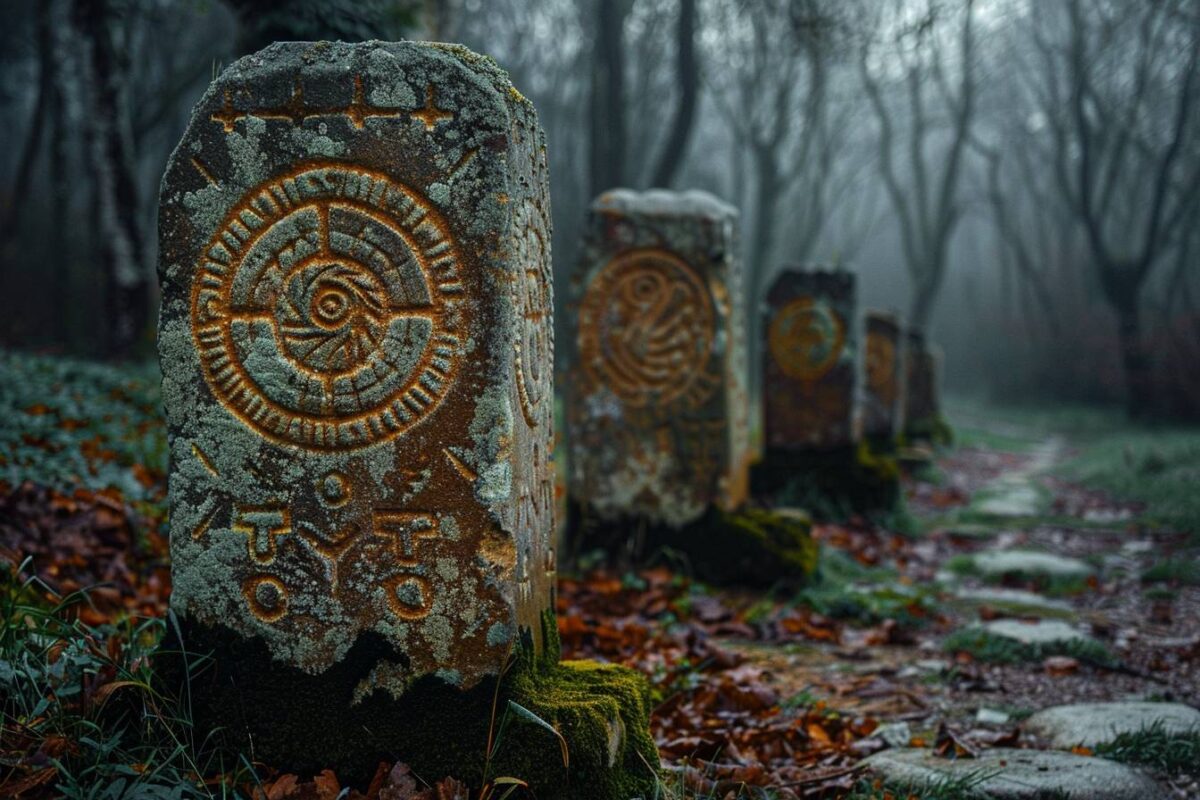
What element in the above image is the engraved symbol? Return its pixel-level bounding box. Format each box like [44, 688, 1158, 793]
[578, 248, 715, 408]
[190, 157, 219, 187]
[191, 443, 219, 477]
[444, 447, 477, 482]
[410, 85, 453, 131]
[512, 199, 552, 426]
[768, 296, 845, 382]
[191, 504, 219, 541]
[191, 164, 463, 451]
[866, 330, 898, 405]
[243, 574, 288, 622]
[211, 77, 413, 133]
[317, 470, 352, 508]
[232, 505, 292, 565]
[299, 522, 359, 591]
[384, 574, 433, 620]
[373, 510, 437, 567]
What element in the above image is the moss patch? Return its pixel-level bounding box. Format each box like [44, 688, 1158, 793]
[903, 414, 955, 448]
[941, 626, 1118, 668]
[571, 502, 818, 588]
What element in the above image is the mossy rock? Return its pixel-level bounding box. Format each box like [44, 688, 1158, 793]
[570, 503, 818, 588]
[155, 611, 659, 799]
[751, 442, 902, 517]
[903, 414, 954, 448]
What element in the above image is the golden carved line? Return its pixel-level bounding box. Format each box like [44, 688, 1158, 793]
[443, 448, 477, 482]
[191, 443, 220, 477]
[299, 523, 359, 591]
[384, 573, 433, 620]
[243, 574, 288, 623]
[190, 157, 219, 187]
[372, 510, 438, 567]
[231, 504, 292, 565]
[191, 505, 219, 541]
[445, 147, 480, 184]
[189, 163, 465, 451]
[211, 78, 455, 135]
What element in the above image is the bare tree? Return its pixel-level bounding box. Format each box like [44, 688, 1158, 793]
[588, 0, 632, 197]
[649, 0, 699, 187]
[858, 0, 978, 332]
[1026, 0, 1200, 416]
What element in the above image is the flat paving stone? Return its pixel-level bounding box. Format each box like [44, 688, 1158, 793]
[976, 482, 1044, 517]
[863, 747, 1169, 799]
[971, 549, 1093, 579]
[981, 618, 1092, 646]
[1024, 702, 1200, 749]
[952, 587, 1075, 618]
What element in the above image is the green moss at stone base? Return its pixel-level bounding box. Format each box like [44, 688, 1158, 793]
[751, 443, 902, 519]
[570, 502, 819, 588]
[902, 415, 954, 448]
[154, 611, 659, 799]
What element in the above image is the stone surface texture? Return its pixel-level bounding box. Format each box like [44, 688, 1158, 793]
[864, 747, 1169, 800]
[567, 188, 748, 528]
[762, 268, 857, 451]
[981, 618, 1091, 646]
[158, 41, 555, 692]
[902, 329, 941, 436]
[861, 309, 901, 440]
[1024, 702, 1200, 749]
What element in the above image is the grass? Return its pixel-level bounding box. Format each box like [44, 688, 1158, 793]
[1056, 429, 1200, 536]
[845, 771, 1019, 800]
[0, 564, 260, 799]
[1094, 722, 1200, 777]
[1141, 556, 1200, 586]
[941, 627, 1118, 668]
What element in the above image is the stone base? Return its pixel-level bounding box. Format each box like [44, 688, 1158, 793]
[155, 612, 659, 799]
[750, 440, 901, 517]
[902, 414, 954, 447]
[569, 502, 819, 588]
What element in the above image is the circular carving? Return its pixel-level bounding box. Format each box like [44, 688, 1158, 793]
[512, 199, 553, 426]
[768, 297, 845, 382]
[318, 470, 351, 507]
[191, 164, 462, 451]
[244, 575, 288, 622]
[578, 249, 714, 408]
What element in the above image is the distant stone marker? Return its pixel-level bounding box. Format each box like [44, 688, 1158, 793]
[159, 42, 654, 794]
[762, 268, 856, 451]
[861, 309, 901, 441]
[568, 189, 749, 528]
[902, 328, 946, 442]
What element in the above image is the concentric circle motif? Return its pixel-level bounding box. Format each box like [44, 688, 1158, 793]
[512, 199, 553, 426]
[578, 248, 715, 408]
[191, 164, 462, 451]
[768, 297, 845, 382]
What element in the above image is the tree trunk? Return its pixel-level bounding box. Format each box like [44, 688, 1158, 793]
[73, 0, 149, 358]
[1115, 297, 1153, 418]
[588, 0, 628, 198]
[649, 0, 697, 188]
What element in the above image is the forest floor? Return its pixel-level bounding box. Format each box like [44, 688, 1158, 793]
[1, 349, 1199, 799]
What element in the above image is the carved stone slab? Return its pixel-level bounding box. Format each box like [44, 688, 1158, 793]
[158, 41, 554, 693]
[567, 189, 748, 528]
[763, 268, 856, 451]
[903, 328, 941, 435]
[861, 310, 901, 440]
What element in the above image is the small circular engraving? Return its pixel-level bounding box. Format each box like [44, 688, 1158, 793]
[578, 248, 715, 408]
[191, 164, 463, 451]
[244, 574, 288, 622]
[768, 297, 845, 382]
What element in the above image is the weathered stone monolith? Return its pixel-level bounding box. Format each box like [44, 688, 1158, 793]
[566, 190, 815, 586]
[158, 41, 655, 797]
[753, 269, 899, 513]
[902, 328, 950, 444]
[762, 268, 856, 451]
[861, 310, 902, 442]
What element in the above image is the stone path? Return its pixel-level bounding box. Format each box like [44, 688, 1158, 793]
[726, 427, 1200, 798]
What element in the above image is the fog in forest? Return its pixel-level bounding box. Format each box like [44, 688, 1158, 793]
[2, 0, 1197, 420]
